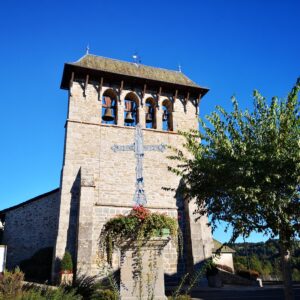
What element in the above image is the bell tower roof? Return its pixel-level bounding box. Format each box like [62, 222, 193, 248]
[61, 54, 209, 99]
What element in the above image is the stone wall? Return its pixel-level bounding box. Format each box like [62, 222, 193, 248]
[219, 269, 256, 286]
[53, 81, 213, 280]
[2, 189, 60, 269]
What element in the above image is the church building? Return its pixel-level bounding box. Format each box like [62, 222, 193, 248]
[0, 54, 213, 283]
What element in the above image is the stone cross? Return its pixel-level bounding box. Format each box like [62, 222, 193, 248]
[111, 123, 166, 206]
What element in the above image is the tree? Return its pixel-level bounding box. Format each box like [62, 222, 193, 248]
[168, 78, 300, 299]
[61, 251, 73, 273]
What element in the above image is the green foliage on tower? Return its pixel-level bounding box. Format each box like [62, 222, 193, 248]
[61, 251, 73, 272]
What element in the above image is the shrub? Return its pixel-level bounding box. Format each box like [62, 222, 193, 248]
[0, 267, 24, 299]
[168, 295, 192, 300]
[216, 264, 233, 273]
[236, 269, 259, 280]
[64, 273, 120, 300]
[64, 274, 98, 300]
[206, 264, 218, 277]
[17, 289, 42, 300]
[92, 289, 118, 300]
[61, 251, 73, 272]
[17, 285, 82, 300]
[20, 247, 53, 282]
[43, 286, 82, 300]
[292, 268, 300, 281]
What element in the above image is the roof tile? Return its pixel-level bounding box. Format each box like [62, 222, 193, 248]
[71, 54, 201, 88]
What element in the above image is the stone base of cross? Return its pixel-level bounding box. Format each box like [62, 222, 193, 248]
[111, 123, 166, 206]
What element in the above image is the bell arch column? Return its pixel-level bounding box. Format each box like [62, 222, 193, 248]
[140, 103, 146, 128]
[156, 109, 163, 131]
[118, 91, 126, 126]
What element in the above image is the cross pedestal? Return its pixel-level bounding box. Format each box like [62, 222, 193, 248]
[112, 123, 169, 299]
[120, 238, 170, 300]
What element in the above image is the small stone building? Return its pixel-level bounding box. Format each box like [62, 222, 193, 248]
[0, 54, 213, 283]
[212, 239, 235, 272]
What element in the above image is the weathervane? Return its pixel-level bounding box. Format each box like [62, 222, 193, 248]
[132, 52, 141, 65]
[111, 124, 166, 206]
[178, 63, 182, 72]
[86, 44, 90, 55]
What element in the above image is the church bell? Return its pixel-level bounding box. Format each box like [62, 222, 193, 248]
[146, 113, 152, 123]
[163, 110, 168, 121]
[102, 108, 114, 121]
[145, 107, 153, 123]
[125, 112, 134, 123]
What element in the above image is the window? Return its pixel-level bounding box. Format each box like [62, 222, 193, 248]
[162, 99, 173, 131]
[101, 89, 118, 125]
[124, 92, 139, 127]
[145, 98, 156, 129]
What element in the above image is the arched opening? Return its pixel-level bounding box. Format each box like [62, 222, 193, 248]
[101, 89, 118, 125]
[145, 98, 156, 129]
[162, 99, 173, 131]
[124, 92, 139, 127]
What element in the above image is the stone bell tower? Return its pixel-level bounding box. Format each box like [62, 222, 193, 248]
[52, 54, 213, 282]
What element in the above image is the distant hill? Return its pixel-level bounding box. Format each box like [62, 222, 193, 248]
[230, 239, 300, 281]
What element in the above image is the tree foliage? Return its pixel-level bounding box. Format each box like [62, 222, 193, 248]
[232, 239, 300, 280]
[168, 78, 300, 299]
[61, 251, 73, 272]
[169, 78, 300, 246]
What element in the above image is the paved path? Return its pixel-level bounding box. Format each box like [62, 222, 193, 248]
[190, 284, 300, 300]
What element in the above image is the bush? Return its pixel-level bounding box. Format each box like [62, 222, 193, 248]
[17, 286, 82, 300]
[92, 289, 118, 300]
[0, 267, 24, 299]
[64, 274, 98, 300]
[167, 295, 192, 300]
[61, 251, 73, 272]
[216, 264, 233, 273]
[17, 289, 42, 300]
[206, 264, 218, 277]
[63, 273, 120, 300]
[236, 269, 259, 280]
[43, 287, 82, 300]
[20, 247, 53, 282]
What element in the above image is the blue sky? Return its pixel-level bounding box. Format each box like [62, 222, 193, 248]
[0, 0, 299, 243]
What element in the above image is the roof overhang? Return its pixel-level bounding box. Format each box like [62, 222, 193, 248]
[60, 63, 209, 100]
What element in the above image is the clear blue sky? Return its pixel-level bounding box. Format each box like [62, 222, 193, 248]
[0, 0, 299, 243]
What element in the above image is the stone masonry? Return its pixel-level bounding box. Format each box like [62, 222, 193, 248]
[1, 189, 60, 269]
[0, 54, 214, 284]
[52, 55, 214, 282]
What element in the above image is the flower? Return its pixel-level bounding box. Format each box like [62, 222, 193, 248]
[131, 205, 150, 220]
[99, 206, 183, 270]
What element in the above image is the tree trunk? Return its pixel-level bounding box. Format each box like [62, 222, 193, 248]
[279, 239, 294, 300]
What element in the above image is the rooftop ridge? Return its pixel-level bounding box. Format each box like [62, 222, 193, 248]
[0, 188, 60, 214]
[75, 53, 183, 75]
